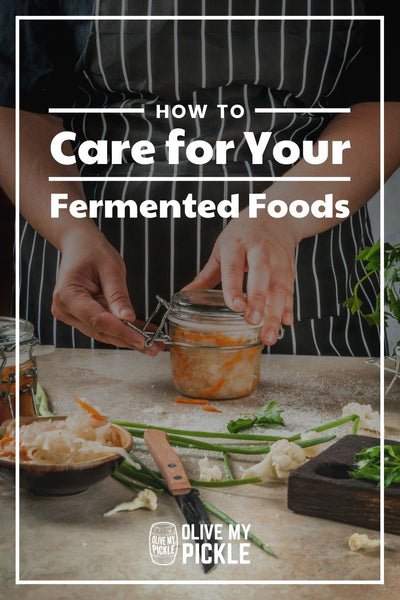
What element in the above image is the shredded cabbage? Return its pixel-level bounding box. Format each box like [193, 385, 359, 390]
[0, 413, 134, 466]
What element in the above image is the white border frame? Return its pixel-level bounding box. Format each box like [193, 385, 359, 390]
[14, 13, 385, 587]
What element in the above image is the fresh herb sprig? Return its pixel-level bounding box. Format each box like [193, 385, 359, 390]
[348, 445, 400, 487]
[227, 401, 285, 434]
[343, 240, 400, 339]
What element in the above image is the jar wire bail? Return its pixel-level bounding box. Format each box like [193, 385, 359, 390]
[123, 295, 282, 350]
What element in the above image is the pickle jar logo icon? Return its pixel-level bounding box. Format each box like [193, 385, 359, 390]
[149, 522, 178, 565]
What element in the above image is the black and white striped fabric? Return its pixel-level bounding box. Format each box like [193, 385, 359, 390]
[19, 0, 381, 355]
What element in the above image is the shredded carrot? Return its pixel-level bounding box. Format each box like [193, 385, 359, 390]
[74, 397, 108, 422]
[0, 436, 15, 446]
[173, 328, 245, 348]
[202, 406, 223, 413]
[174, 397, 209, 405]
[202, 378, 226, 398]
[220, 351, 243, 370]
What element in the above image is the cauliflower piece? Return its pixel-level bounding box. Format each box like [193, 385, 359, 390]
[242, 439, 307, 482]
[300, 430, 332, 458]
[198, 456, 222, 482]
[342, 402, 380, 432]
[104, 488, 158, 517]
[348, 533, 380, 552]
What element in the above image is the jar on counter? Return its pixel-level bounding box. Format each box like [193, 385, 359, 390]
[0, 317, 39, 424]
[167, 290, 264, 399]
[129, 290, 264, 400]
[124, 290, 284, 400]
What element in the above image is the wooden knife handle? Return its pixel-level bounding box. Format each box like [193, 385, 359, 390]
[144, 429, 191, 495]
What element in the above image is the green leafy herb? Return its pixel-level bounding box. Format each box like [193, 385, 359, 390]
[343, 240, 400, 346]
[348, 445, 400, 487]
[227, 401, 285, 434]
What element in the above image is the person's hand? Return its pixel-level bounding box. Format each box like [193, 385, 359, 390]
[52, 228, 161, 355]
[184, 209, 299, 346]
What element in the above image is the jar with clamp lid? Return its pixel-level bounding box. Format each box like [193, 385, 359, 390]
[0, 317, 39, 424]
[125, 290, 276, 400]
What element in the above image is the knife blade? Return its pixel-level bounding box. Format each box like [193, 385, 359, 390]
[144, 428, 217, 573]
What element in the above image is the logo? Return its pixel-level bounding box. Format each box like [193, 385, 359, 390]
[149, 521, 252, 567]
[148, 522, 178, 565]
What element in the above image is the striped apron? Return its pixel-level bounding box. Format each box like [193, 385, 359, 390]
[19, 0, 381, 356]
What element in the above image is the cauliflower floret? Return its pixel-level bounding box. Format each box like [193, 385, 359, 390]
[198, 456, 222, 482]
[342, 402, 380, 432]
[242, 439, 307, 482]
[348, 533, 380, 552]
[104, 488, 158, 517]
[300, 430, 332, 458]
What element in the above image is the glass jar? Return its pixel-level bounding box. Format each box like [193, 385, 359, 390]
[0, 317, 39, 424]
[167, 290, 263, 400]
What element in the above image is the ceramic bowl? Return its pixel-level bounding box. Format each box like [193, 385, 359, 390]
[0, 416, 133, 495]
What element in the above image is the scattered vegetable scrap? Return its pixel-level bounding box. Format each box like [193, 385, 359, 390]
[74, 396, 108, 422]
[104, 488, 158, 517]
[173, 397, 223, 412]
[198, 456, 222, 482]
[227, 401, 285, 433]
[241, 439, 307, 482]
[174, 397, 209, 405]
[341, 402, 380, 432]
[35, 382, 53, 417]
[348, 533, 380, 552]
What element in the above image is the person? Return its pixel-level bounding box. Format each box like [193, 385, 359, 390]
[0, 0, 399, 356]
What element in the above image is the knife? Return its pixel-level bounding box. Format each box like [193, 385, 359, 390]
[144, 428, 217, 573]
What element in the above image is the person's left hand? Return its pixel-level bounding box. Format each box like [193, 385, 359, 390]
[184, 209, 298, 346]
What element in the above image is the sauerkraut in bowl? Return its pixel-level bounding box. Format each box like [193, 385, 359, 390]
[0, 413, 133, 467]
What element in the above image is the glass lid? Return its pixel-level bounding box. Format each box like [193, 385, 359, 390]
[170, 290, 245, 318]
[0, 317, 36, 349]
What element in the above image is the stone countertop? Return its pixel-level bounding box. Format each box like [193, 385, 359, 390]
[1, 349, 399, 600]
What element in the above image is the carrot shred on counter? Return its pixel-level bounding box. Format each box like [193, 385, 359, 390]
[202, 406, 223, 413]
[74, 397, 108, 422]
[174, 397, 209, 405]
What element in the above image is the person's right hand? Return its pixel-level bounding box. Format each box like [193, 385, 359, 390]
[51, 228, 161, 355]
[184, 208, 297, 346]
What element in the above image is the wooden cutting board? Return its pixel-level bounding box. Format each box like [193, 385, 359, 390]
[287, 434, 400, 535]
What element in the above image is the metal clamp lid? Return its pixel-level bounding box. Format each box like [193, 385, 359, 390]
[124, 294, 283, 349]
[123, 296, 172, 348]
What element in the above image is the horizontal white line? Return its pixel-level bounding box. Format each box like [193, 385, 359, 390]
[49, 176, 351, 182]
[49, 108, 145, 114]
[49, 107, 350, 114]
[254, 108, 351, 113]
[17, 15, 383, 21]
[17, 579, 384, 586]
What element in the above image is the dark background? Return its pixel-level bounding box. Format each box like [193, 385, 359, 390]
[0, 187, 13, 315]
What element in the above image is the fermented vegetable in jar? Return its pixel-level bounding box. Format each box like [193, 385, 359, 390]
[167, 290, 263, 400]
[0, 317, 38, 424]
